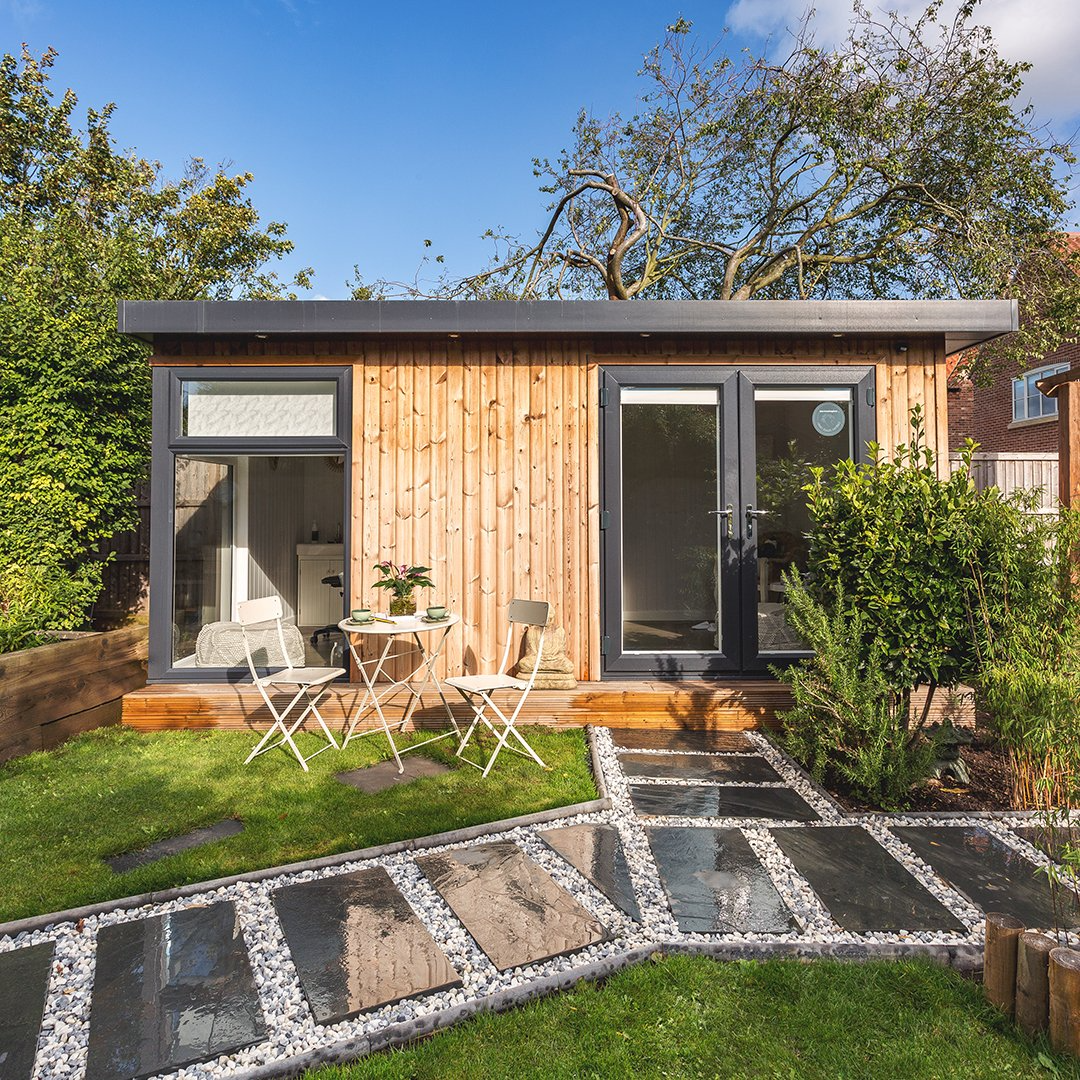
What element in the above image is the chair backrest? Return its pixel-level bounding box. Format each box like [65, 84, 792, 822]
[497, 599, 550, 678]
[236, 596, 291, 681]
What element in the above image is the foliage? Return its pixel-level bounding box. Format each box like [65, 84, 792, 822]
[804, 406, 1052, 697]
[775, 574, 936, 808]
[0, 725, 594, 922]
[312, 956, 1080, 1079]
[0, 47, 309, 646]
[370, 561, 435, 599]
[392, 3, 1079, 370]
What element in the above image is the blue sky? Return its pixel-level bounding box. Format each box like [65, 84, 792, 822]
[2, 0, 1077, 298]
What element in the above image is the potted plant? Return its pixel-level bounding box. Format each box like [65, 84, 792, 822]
[371, 562, 434, 616]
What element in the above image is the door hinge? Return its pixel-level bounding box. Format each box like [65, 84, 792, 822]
[600, 635, 611, 656]
[866, 386, 876, 407]
[599, 385, 609, 408]
[600, 510, 611, 530]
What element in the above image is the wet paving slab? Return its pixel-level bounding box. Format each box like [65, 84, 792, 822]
[770, 826, 965, 933]
[647, 826, 797, 934]
[273, 867, 461, 1024]
[84, 902, 266, 1080]
[893, 825, 1078, 928]
[606, 728, 753, 753]
[416, 841, 609, 971]
[619, 752, 781, 784]
[630, 783, 819, 821]
[0, 941, 54, 1080]
[105, 819, 244, 874]
[537, 823, 642, 920]
[336, 755, 451, 794]
[1013, 825, 1078, 863]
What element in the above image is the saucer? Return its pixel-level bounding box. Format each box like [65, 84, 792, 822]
[421, 614, 451, 623]
[344, 618, 375, 627]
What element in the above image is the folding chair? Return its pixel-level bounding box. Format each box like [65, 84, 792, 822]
[447, 599, 550, 777]
[238, 596, 345, 771]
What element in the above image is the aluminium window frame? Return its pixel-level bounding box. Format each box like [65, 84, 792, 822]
[1012, 362, 1069, 423]
[149, 365, 352, 683]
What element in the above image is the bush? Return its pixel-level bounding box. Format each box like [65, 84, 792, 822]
[0, 562, 98, 654]
[775, 575, 936, 808]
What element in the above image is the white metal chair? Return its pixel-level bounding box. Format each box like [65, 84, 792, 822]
[237, 596, 345, 771]
[447, 599, 550, 777]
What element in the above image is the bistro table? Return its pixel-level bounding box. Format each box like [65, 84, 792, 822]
[337, 613, 461, 772]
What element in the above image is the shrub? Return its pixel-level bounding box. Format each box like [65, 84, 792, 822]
[0, 562, 97, 653]
[775, 574, 936, 808]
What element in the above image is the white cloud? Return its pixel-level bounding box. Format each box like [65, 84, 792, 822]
[724, 0, 1080, 130]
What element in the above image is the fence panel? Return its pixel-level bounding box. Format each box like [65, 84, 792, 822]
[950, 452, 1059, 515]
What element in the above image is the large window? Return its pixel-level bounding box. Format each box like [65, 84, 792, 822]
[1013, 363, 1069, 423]
[152, 367, 350, 681]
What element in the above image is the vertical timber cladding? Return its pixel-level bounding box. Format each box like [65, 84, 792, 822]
[155, 332, 949, 683]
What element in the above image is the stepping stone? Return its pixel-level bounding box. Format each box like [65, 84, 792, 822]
[337, 755, 451, 793]
[647, 826, 797, 933]
[607, 728, 753, 753]
[630, 783, 819, 821]
[0, 942, 54, 1080]
[106, 819, 244, 873]
[620, 752, 781, 784]
[416, 841, 609, 971]
[893, 825, 1077, 928]
[85, 902, 266, 1080]
[538, 823, 642, 920]
[770, 826, 965, 933]
[273, 867, 461, 1023]
[1014, 826, 1077, 862]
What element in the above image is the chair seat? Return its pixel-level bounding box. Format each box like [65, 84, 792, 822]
[258, 666, 345, 689]
[446, 673, 530, 694]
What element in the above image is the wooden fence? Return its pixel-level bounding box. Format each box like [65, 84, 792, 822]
[950, 452, 1060, 515]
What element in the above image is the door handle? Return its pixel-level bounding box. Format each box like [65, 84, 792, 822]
[708, 504, 734, 538]
[745, 505, 772, 538]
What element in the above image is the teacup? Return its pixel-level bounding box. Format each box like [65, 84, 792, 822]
[350, 608, 373, 623]
[426, 605, 447, 620]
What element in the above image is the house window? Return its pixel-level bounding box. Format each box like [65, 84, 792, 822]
[1012, 363, 1069, 422]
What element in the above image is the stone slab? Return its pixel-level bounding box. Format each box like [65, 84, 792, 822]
[0, 941, 54, 1080]
[106, 819, 244, 873]
[537, 824, 642, 920]
[647, 826, 797, 933]
[1014, 826, 1077, 863]
[606, 728, 753, 753]
[336, 755, 451, 794]
[85, 901, 266, 1080]
[273, 867, 461, 1024]
[629, 783, 819, 821]
[770, 826, 965, 933]
[619, 752, 781, 784]
[416, 841, 609, 971]
[893, 825, 1077, 928]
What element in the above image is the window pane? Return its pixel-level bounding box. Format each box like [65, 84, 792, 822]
[172, 455, 346, 669]
[181, 380, 337, 437]
[1028, 378, 1042, 420]
[1013, 380, 1025, 421]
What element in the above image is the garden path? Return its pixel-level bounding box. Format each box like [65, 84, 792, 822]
[0, 728, 1068, 1080]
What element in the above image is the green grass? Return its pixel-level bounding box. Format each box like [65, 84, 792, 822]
[0, 725, 594, 921]
[310, 955, 1077, 1080]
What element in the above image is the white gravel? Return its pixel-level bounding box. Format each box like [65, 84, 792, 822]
[5, 724, 1045, 1079]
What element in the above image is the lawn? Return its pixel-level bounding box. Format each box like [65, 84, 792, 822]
[0, 725, 595, 922]
[310, 955, 1077, 1080]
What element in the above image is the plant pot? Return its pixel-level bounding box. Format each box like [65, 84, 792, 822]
[389, 595, 416, 617]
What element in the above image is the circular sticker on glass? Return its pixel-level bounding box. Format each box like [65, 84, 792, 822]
[812, 401, 847, 437]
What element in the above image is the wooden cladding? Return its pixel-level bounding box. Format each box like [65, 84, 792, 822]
[153, 333, 950, 682]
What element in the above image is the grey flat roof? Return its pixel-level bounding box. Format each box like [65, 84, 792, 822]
[118, 298, 1018, 353]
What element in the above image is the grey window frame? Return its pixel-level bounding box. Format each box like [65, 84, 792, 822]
[150, 365, 352, 683]
[1012, 363, 1069, 423]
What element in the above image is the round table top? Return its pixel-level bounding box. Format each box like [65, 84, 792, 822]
[337, 612, 460, 635]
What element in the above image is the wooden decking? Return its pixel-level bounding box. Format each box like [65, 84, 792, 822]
[121, 680, 793, 733]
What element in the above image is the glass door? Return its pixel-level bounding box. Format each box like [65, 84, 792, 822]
[600, 366, 874, 678]
[600, 369, 741, 675]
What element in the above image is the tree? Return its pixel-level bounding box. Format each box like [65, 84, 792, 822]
[0, 47, 310, 645]
[426, 4, 1076, 371]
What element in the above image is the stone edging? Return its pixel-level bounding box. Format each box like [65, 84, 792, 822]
[227, 939, 982, 1079]
[0, 727, 610, 939]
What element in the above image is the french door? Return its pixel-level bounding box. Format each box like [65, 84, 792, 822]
[600, 366, 875, 677]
